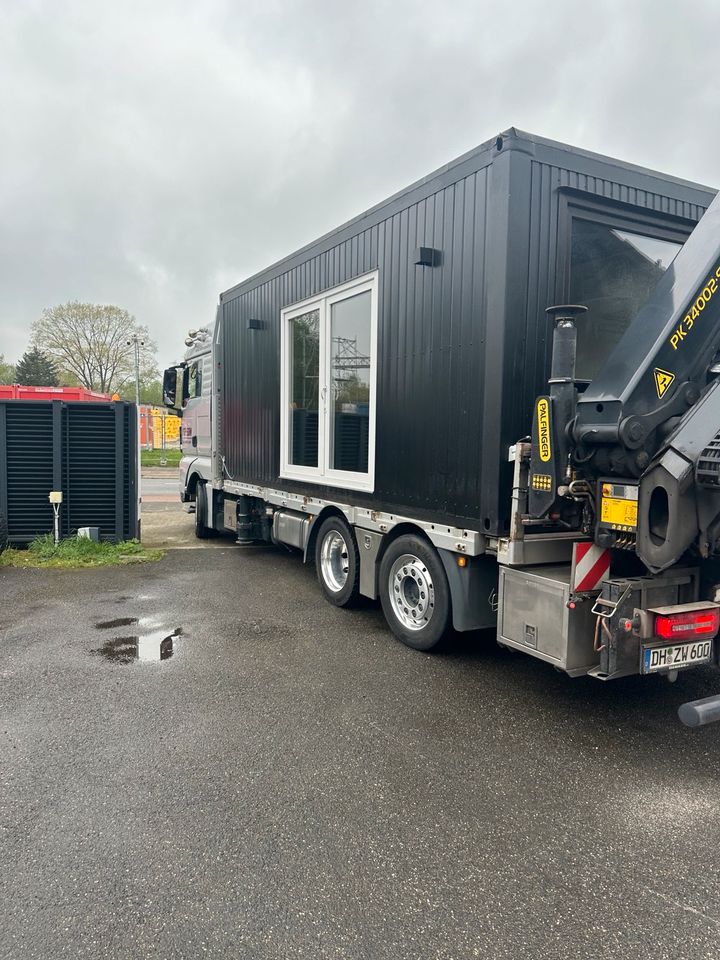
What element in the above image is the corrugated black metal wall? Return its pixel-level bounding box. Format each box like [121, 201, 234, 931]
[0, 400, 138, 545]
[222, 153, 497, 524]
[220, 130, 715, 535]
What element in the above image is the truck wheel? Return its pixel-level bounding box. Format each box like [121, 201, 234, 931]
[194, 482, 213, 539]
[0, 512, 8, 553]
[379, 534, 451, 651]
[315, 515, 359, 607]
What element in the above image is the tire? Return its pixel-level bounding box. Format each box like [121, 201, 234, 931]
[194, 482, 213, 539]
[315, 515, 360, 607]
[0, 512, 7, 553]
[379, 534, 451, 651]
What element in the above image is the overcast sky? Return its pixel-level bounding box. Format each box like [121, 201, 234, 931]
[1, 0, 718, 371]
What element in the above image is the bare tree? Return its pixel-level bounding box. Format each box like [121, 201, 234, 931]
[31, 302, 158, 394]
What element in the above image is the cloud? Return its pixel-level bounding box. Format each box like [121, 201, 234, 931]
[0, 0, 717, 369]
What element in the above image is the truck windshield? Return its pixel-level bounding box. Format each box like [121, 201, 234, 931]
[570, 220, 683, 380]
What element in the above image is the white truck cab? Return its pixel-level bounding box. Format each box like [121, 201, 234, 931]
[163, 323, 215, 512]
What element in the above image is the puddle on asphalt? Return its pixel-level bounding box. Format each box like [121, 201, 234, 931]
[96, 617, 138, 629]
[92, 619, 183, 664]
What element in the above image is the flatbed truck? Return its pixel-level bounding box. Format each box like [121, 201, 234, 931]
[163, 129, 720, 725]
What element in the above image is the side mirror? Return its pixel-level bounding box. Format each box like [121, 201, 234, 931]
[162, 367, 183, 410]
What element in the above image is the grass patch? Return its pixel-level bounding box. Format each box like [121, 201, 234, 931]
[0, 534, 163, 569]
[141, 448, 181, 468]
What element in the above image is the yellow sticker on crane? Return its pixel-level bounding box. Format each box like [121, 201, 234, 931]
[536, 398, 551, 462]
[601, 497, 638, 529]
[653, 367, 675, 399]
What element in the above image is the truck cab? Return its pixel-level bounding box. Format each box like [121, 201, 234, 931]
[162, 323, 215, 507]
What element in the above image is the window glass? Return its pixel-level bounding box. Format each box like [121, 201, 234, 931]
[570, 220, 682, 379]
[289, 309, 320, 467]
[281, 272, 377, 491]
[330, 291, 371, 473]
[184, 361, 202, 404]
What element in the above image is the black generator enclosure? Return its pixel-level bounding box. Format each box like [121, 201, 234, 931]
[219, 129, 715, 536]
[0, 400, 139, 545]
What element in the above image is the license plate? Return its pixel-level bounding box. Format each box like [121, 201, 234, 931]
[642, 639, 713, 674]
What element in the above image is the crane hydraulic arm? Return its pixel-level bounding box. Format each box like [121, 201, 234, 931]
[528, 189, 720, 573]
[573, 191, 720, 476]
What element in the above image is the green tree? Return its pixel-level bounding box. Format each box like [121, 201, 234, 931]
[15, 348, 59, 386]
[31, 302, 158, 394]
[291, 312, 319, 409]
[0, 354, 15, 384]
[334, 371, 369, 405]
[118, 377, 163, 406]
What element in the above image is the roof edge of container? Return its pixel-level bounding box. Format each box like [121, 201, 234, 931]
[220, 128, 513, 303]
[219, 127, 717, 304]
[511, 128, 716, 196]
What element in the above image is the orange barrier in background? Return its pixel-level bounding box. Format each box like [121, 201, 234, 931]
[139, 406, 181, 449]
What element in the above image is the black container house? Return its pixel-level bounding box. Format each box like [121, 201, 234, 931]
[218, 129, 714, 537]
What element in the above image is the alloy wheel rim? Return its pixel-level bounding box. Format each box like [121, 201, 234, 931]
[320, 530, 350, 592]
[388, 553, 435, 631]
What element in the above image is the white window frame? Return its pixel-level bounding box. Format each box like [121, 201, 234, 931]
[280, 270, 378, 493]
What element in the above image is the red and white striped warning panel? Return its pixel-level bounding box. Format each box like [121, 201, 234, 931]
[571, 542, 610, 593]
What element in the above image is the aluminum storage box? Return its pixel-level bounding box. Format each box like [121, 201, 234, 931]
[498, 565, 598, 675]
[218, 129, 715, 538]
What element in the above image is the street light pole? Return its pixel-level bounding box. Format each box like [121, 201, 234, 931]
[126, 333, 144, 406]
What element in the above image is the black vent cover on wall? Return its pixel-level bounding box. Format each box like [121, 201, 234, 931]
[0, 400, 139, 546]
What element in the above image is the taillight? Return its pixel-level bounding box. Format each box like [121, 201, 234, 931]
[655, 609, 720, 640]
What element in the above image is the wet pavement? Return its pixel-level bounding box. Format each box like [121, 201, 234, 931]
[140, 476, 178, 498]
[3, 547, 720, 959]
[140, 471, 180, 503]
[91, 619, 182, 664]
[139, 471, 228, 550]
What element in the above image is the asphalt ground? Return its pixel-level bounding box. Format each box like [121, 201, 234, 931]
[139, 472, 228, 550]
[3, 495, 720, 958]
[141, 473, 182, 501]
